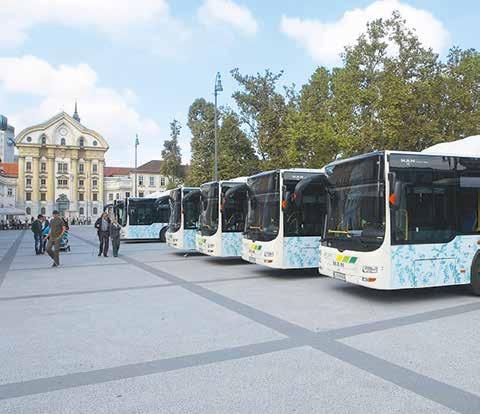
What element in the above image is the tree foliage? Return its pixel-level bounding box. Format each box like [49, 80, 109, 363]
[185, 11, 480, 185]
[161, 119, 183, 189]
[185, 98, 259, 186]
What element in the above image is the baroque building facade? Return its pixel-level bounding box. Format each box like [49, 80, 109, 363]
[15, 108, 108, 219]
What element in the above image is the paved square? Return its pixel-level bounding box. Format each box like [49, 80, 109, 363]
[0, 226, 479, 413]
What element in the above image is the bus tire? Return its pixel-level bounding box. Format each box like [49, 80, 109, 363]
[471, 256, 480, 296]
[159, 227, 167, 243]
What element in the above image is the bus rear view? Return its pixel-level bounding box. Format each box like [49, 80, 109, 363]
[320, 151, 480, 293]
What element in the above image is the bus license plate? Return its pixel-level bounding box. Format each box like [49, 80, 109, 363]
[333, 271, 346, 281]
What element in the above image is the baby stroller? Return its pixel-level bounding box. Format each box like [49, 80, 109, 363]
[59, 230, 71, 252]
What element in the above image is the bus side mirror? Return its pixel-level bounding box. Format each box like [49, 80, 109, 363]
[390, 181, 404, 210]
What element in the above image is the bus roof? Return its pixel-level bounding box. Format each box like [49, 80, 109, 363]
[421, 136, 480, 157]
[200, 176, 249, 188]
[248, 168, 324, 180]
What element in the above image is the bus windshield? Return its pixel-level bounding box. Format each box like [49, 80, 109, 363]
[283, 172, 326, 237]
[245, 171, 280, 242]
[199, 183, 219, 236]
[115, 201, 126, 226]
[128, 198, 165, 226]
[325, 154, 385, 252]
[183, 189, 201, 230]
[222, 183, 248, 233]
[168, 189, 182, 233]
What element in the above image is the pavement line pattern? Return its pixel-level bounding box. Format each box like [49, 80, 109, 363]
[0, 339, 298, 401]
[0, 274, 266, 302]
[33, 233, 476, 413]
[0, 231, 25, 288]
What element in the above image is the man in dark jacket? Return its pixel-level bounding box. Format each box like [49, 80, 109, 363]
[31, 214, 44, 255]
[109, 218, 122, 257]
[94, 212, 111, 257]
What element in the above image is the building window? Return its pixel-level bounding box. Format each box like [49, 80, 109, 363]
[108, 193, 113, 201]
[40, 193, 46, 201]
[40, 162, 47, 172]
[57, 179, 68, 187]
[26, 161, 32, 171]
[79, 207, 84, 215]
[138, 175, 144, 186]
[78, 179, 84, 187]
[41, 136, 46, 145]
[26, 178, 32, 187]
[26, 207, 31, 215]
[160, 177, 166, 186]
[78, 193, 84, 201]
[125, 192, 130, 198]
[79, 164, 84, 173]
[40, 207, 46, 215]
[139, 192, 144, 198]
[116, 193, 120, 200]
[79, 137, 84, 147]
[7, 188, 12, 197]
[93, 140, 98, 146]
[26, 192, 31, 201]
[60, 138, 66, 145]
[57, 163, 68, 173]
[26, 137, 32, 143]
[92, 179, 97, 188]
[92, 164, 98, 173]
[40, 178, 46, 186]
[149, 176, 155, 187]
[92, 193, 98, 201]
[93, 207, 98, 215]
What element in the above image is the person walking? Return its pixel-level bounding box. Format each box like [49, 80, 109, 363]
[31, 214, 44, 255]
[109, 218, 122, 257]
[95, 212, 111, 257]
[46, 210, 65, 267]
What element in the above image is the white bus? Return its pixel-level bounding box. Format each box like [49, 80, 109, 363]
[113, 192, 171, 241]
[166, 187, 201, 251]
[319, 150, 480, 294]
[242, 168, 326, 269]
[196, 177, 248, 257]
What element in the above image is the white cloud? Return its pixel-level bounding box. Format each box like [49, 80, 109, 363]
[0, 55, 163, 166]
[280, 0, 450, 65]
[0, 0, 190, 57]
[198, 0, 258, 36]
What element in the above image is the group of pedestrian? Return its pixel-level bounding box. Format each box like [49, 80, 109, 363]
[94, 212, 122, 257]
[1, 218, 31, 230]
[31, 210, 65, 267]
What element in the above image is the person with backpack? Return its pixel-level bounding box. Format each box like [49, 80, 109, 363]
[31, 214, 44, 255]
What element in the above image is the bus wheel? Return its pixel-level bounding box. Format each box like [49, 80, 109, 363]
[471, 258, 480, 296]
[159, 228, 167, 243]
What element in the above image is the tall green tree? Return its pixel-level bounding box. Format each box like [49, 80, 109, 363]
[331, 11, 443, 156]
[231, 68, 289, 168]
[186, 98, 215, 186]
[185, 99, 259, 186]
[284, 67, 338, 167]
[161, 119, 184, 189]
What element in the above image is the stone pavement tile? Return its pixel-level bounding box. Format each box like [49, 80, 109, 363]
[9, 250, 123, 270]
[0, 286, 282, 384]
[205, 274, 479, 332]
[0, 264, 166, 298]
[0, 347, 453, 414]
[146, 253, 258, 282]
[341, 310, 480, 397]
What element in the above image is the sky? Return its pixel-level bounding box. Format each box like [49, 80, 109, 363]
[0, 0, 478, 167]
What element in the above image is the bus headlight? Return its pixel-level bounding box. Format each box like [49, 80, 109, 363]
[362, 265, 378, 274]
[264, 251, 274, 258]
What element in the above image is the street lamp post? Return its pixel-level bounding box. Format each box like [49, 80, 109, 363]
[134, 134, 139, 197]
[214, 72, 223, 182]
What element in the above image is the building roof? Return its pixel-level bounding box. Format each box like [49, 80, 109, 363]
[0, 163, 18, 177]
[132, 160, 163, 173]
[104, 166, 132, 177]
